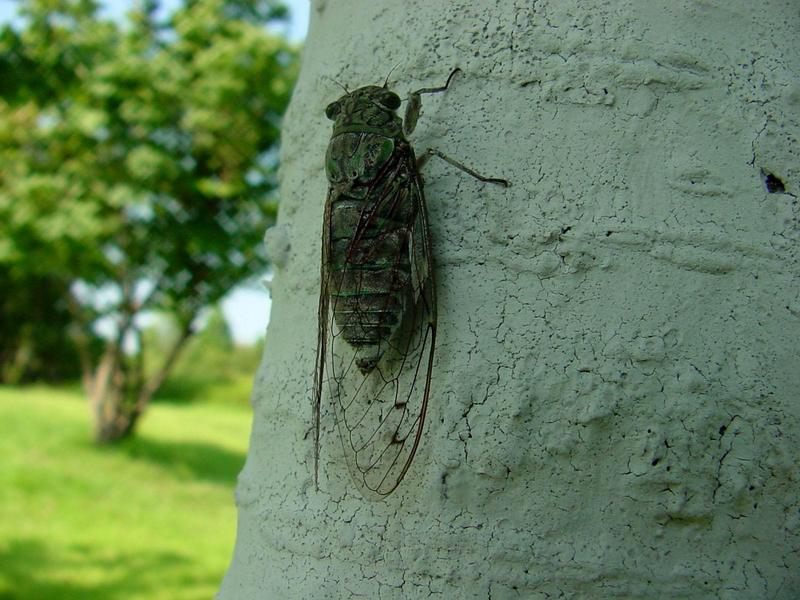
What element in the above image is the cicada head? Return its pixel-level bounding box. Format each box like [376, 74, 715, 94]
[325, 86, 403, 137]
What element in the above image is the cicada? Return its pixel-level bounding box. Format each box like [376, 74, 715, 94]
[313, 68, 508, 499]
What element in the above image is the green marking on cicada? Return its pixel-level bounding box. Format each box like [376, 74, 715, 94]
[313, 68, 509, 500]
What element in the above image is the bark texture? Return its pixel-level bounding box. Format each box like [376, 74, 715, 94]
[220, 1, 799, 597]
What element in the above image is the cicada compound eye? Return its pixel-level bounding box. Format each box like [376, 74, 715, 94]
[325, 101, 341, 120]
[380, 91, 401, 110]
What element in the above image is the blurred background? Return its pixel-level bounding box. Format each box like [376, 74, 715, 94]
[0, 0, 306, 597]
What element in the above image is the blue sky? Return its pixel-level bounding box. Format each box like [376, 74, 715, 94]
[0, 0, 309, 43]
[0, 0, 309, 344]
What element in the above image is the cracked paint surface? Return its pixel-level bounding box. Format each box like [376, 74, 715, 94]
[218, 1, 799, 598]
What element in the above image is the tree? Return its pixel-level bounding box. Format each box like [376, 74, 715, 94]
[0, 266, 92, 383]
[0, 0, 296, 441]
[147, 306, 264, 404]
[219, 1, 799, 598]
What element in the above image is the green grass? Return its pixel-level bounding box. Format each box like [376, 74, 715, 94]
[0, 385, 252, 600]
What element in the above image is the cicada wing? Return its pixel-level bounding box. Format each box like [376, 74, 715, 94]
[313, 188, 334, 490]
[400, 164, 437, 477]
[324, 157, 436, 499]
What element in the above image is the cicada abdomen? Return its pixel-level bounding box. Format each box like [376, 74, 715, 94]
[328, 140, 417, 374]
[313, 69, 507, 499]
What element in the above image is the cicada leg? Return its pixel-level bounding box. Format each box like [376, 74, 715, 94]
[403, 68, 462, 136]
[417, 148, 510, 188]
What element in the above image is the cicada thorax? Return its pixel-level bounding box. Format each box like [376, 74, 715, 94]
[326, 131, 417, 374]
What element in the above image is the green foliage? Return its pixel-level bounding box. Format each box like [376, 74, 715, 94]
[0, 266, 96, 383]
[0, 385, 251, 599]
[0, 0, 295, 386]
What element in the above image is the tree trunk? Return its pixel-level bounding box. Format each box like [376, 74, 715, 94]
[91, 321, 193, 443]
[220, 1, 799, 597]
[1, 324, 33, 384]
[90, 345, 140, 443]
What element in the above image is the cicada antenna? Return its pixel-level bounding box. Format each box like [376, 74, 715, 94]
[323, 75, 350, 95]
[383, 64, 400, 88]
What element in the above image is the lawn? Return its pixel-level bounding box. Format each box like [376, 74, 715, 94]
[0, 385, 252, 600]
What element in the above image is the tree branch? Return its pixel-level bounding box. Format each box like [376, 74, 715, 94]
[136, 317, 195, 411]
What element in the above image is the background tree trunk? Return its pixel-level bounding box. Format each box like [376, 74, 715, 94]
[220, 1, 799, 597]
[89, 321, 194, 443]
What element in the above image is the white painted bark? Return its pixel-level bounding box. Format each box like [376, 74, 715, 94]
[219, 1, 799, 597]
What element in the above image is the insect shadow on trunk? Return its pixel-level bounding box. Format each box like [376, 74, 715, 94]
[314, 68, 509, 499]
